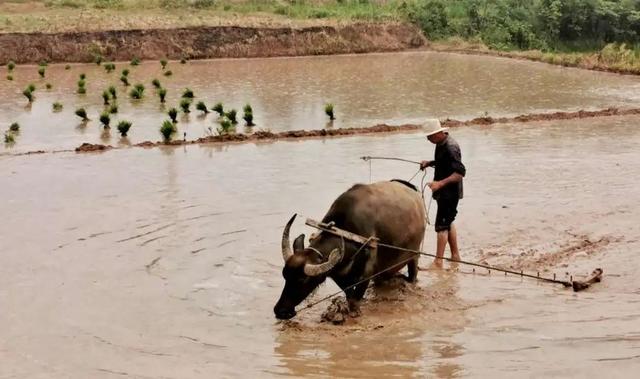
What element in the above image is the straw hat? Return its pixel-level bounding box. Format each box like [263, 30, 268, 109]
[422, 119, 448, 137]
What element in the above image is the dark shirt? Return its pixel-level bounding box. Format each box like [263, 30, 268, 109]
[429, 134, 465, 199]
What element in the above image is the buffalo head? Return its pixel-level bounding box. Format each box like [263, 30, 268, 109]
[273, 214, 343, 320]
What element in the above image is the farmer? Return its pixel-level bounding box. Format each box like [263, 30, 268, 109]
[420, 120, 466, 269]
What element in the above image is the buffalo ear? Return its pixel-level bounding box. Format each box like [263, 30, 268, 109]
[293, 234, 305, 253]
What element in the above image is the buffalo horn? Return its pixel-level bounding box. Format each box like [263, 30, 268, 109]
[304, 248, 343, 276]
[281, 214, 297, 263]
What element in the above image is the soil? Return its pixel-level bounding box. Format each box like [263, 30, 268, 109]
[0, 23, 425, 64]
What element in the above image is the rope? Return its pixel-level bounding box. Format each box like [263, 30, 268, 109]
[361, 156, 422, 165]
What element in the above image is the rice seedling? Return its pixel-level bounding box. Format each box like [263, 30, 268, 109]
[226, 109, 238, 124]
[180, 98, 192, 113]
[152, 78, 161, 89]
[243, 104, 254, 126]
[163, 70, 173, 76]
[99, 112, 111, 128]
[27, 83, 36, 92]
[77, 79, 86, 94]
[160, 59, 168, 69]
[120, 75, 130, 86]
[7, 61, 15, 71]
[9, 122, 20, 132]
[52, 102, 63, 112]
[23, 88, 34, 102]
[160, 120, 176, 142]
[108, 86, 117, 99]
[64, 65, 71, 70]
[77, 86, 86, 94]
[129, 83, 145, 99]
[45, 83, 52, 90]
[196, 101, 209, 114]
[102, 90, 111, 105]
[75, 107, 89, 121]
[38, 66, 45, 78]
[39, 61, 48, 67]
[134, 83, 145, 94]
[182, 88, 194, 98]
[108, 103, 118, 114]
[180, 58, 187, 64]
[94, 54, 103, 65]
[79, 73, 86, 80]
[4, 132, 15, 144]
[121, 69, 130, 77]
[117, 120, 132, 137]
[168, 107, 178, 123]
[130, 57, 140, 66]
[325, 103, 335, 120]
[218, 118, 234, 135]
[104, 62, 116, 73]
[6, 75, 13, 81]
[212, 102, 224, 116]
[158, 87, 167, 103]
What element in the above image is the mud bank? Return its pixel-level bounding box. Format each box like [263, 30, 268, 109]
[0, 23, 425, 64]
[73, 107, 640, 153]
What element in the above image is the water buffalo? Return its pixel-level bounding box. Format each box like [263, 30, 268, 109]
[274, 180, 426, 320]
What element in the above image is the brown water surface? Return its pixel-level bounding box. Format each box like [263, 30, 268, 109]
[3, 51, 640, 153]
[1, 115, 639, 377]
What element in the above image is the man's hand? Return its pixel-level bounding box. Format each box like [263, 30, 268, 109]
[428, 181, 444, 192]
[420, 160, 431, 170]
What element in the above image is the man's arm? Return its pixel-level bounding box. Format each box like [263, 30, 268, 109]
[420, 160, 436, 170]
[429, 143, 465, 192]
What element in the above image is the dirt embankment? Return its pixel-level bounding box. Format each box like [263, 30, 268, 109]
[74, 107, 640, 153]
[0, 23, 425, 64]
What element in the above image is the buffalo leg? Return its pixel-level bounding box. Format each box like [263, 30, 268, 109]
[345, 279, 369, 317]
[407, 257, 419, 282]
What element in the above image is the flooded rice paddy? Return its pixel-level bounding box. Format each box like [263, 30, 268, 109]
[3, 51, 640, 153]
[1, 110, 640, 377]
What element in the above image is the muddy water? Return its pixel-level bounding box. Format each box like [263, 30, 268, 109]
[1, 114, 639, 377]
[3, 51, 640, 153]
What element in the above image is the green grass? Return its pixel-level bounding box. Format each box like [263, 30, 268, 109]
[23, 88, 34, 102]
[99, 112, 111, 128]
[160, 119, 176, 142]
[120, 75, 130, 86]
[9, 122, 20, 132]
[108, 103, 118, 114]
[108, 85, 117, 99]
[117, 120, 132, 137]
[130, 57, 141, 66]
[7, 75, 13, 81]
[225, 109, 238, 124]
[4, 132, 15, 144]
[212, 102, 224, 116]
[179, 98, 192, 113]
[160, 59, 168, 69]
[102, 90, 111, 105]
[163, 70, 173, 77]
[325, 103, 335, 120]
[52, 102, 63, 112]
[152, 78, 161, 89]
[168, 107, 178, 122]
[7, 61, 15, 71]
[243, 104, 254, 126]
[75, 107, 89, 121]
[38, 66, 46, 78]
[196, 101, 208, 113]
[182, 88, 194, 98]
[158, 87, 167, 103]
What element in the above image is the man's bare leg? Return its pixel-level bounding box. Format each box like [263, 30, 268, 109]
[448, 224, 460, 261]
[431, 231, 448, 269]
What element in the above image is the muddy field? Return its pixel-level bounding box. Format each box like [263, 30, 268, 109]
[4, 51, 640, 155]
[1, 115, 639, 377]
[2, 51, 640, 377]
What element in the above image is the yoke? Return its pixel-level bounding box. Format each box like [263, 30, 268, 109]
[305, 218, 378, 249]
